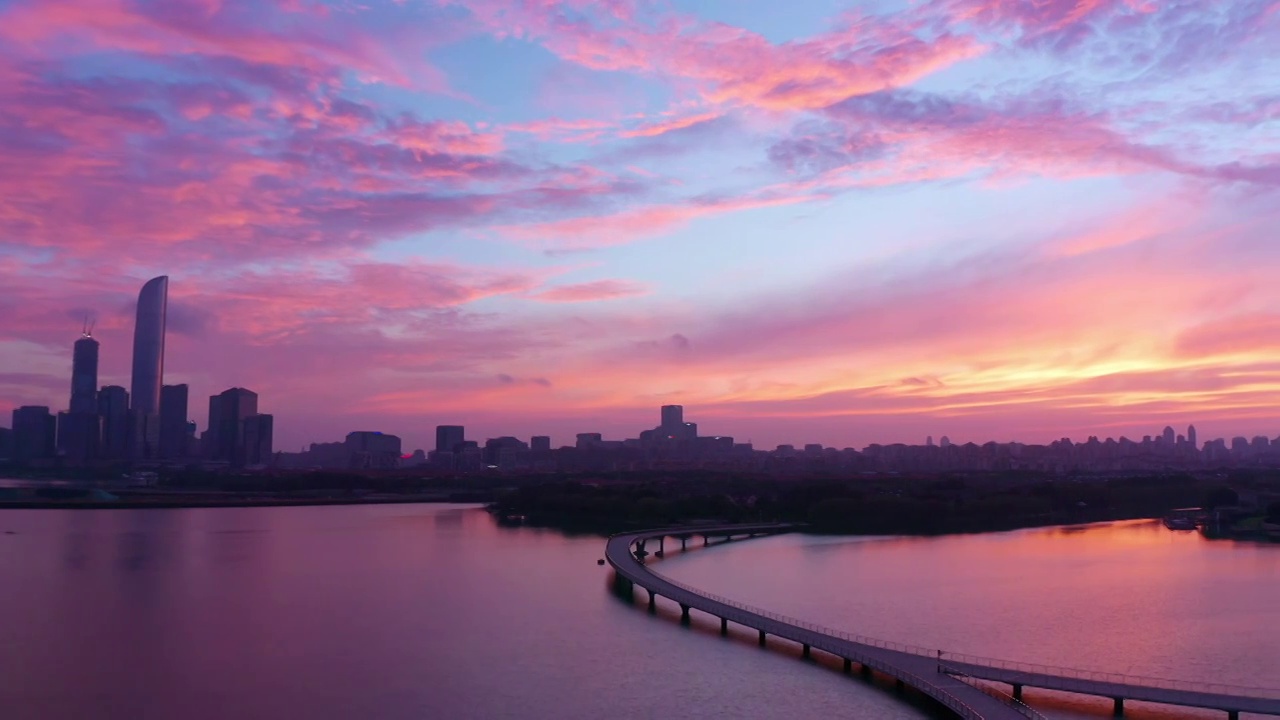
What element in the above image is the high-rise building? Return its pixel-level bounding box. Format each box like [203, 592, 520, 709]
[660, 405, 683, 428]
[130, 276, 168, 416]
[531, 435, 551, 453]
[1188, 424, 1198, 451]
[159, 384, 189, 459]
[207, 388, 258, 464]
[70, 333, 99, 414]
[435, 425, 465, 453]
[241, 414, 274, 466]
[97, 386, 130, 460]
[12, 406, 56, 463]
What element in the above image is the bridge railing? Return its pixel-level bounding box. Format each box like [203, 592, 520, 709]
[941, 665, 1049, 720]
[939, 652, 1280, 700]
[641, 562, 938, 657]
[623, 530, 1280, 705]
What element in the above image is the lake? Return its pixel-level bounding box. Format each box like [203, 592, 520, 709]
[0, 505, 1275, 719]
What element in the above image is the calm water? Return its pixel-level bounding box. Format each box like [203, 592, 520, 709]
[0, 507, 1275, 720]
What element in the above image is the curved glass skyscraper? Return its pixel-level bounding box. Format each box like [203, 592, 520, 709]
[130, 276, 168, 415]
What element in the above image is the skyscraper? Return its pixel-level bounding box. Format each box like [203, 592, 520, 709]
[660, 405, 683, 428]
[159, 384, 189, 459]
[1188, 424, 1198, 451]
[130, 276, 168, 416]
[58, 332, 102, 462]
[70, 332, 99, 414]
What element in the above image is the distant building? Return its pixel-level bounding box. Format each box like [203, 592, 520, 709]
[159, 384, 189, 459]
[346, 431, 401, 469]
[576, 433, 602, 449]
[12, 406, 56, 464]
[97, 386, 130, 460]
[530, 435, 551, 453]
[660, 405, 683, 428]
[436, 425, 465, 453]
[241, 414, 274, 466]
[207, 388, 258, 464]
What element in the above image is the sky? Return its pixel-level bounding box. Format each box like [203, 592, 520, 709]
[2, 0, 1279, 453]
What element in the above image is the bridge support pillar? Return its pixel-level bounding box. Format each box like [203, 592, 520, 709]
[860, 664, 872, 679]
[703, 536, 709, 546]
[720, 617, 728, 636]
[802, 644, 810, 659]
[843, 658, 852, 674]
[895, 679, 905, 692]
[679, 604, 690, 624]
[1112, 698, 1124, 717]
[648, 591, 656, 613]
[1228, 712, 1238, 720]
[681, 537, 687, 551]
[1012, 684, 1022, 700]
[758, 630, 766, 647]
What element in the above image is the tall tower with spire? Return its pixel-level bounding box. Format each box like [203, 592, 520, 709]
[57, 327, 101, 462]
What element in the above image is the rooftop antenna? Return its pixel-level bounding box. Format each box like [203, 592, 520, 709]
[83, 314, 96, 338]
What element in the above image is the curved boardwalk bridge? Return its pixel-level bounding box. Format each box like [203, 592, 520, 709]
[606, 524, 1280, 720]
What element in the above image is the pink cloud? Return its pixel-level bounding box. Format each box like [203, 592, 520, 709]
[498, 193, 814, 247]
[456, 1, 986, 111]
[532, 280, 648, 302]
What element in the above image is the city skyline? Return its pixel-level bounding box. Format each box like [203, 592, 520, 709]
[2, 2, 1280, 451]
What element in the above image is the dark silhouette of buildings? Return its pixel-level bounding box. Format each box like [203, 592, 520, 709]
[159, 384, 189, 459]
[531, 435, 551, 453]
[12, 406, 56, 463]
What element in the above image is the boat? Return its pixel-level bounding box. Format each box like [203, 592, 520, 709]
[1163, 516, 1197, 530]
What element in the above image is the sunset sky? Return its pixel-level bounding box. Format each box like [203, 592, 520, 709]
[2, 0, 1279, 452]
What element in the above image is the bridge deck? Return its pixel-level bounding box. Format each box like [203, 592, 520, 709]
[606, 524, 1280, 720]
[942, 659, 1280, 716]
[608, 525, 1029, 720]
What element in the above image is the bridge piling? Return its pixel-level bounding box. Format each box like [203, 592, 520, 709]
[1113, 697, 1124, 716]
[1228, 712, 1238, 720]
[720, 617, 727, 636]
[648, 591, 656, 613]
[860, 664, 872, 679]
[895, 679, 905, 692]
[680, 604, 690, 623]
[802, 644, 810, 659]
[1012, 683, 1022, 700]
[758, 630, 766, 647]
[843, 658, 852, 674]
[681, 537, 687, 551]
